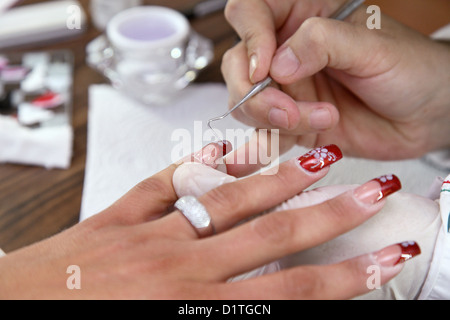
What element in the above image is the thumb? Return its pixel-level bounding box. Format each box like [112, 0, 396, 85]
[270, 17, 392, 84]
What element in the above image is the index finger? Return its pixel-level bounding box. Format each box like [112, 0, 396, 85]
[225, 0, 278, 82]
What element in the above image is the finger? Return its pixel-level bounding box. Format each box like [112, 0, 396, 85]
[201, 175, 402, 279]
[270, 17, 395, 84]
[161, 144, 343, 239]
[99, 142, 232, 226]
[221, 44, 298, 132]
[224, 0, 278, 82]
[222, 43, 340, 134]
[219, 241, 420, 299]
[224, 129, 297, 177]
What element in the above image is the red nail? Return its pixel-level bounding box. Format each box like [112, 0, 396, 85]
[217, 140, 232, 157]
[354, 174, 402, 205]
[397, 241, 421, 264]
[373, 174, 402, 200]
[297, 144, 343, 172]
[375, 241, 421, 267]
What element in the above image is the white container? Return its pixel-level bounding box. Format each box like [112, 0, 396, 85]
[86, 6, 213, 104]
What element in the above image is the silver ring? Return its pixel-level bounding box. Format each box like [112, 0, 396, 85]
[174, 196, 215, 238]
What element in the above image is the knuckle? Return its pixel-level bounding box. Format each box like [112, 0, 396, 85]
[134, 176, 173, 200]
[220, 48, 234, 74]
[280, 267, 325, 299]
[299, 17, 329, 48]
[242, 28, 262, 47]
[201, 183, 248, 222]
[321, 194, 356, 226]
[224, 0, 240, 24]
[250, 212, 294, 249]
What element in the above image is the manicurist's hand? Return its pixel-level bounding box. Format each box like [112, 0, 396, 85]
[0, 143, 419, 299]
[222, 0, 450, 160]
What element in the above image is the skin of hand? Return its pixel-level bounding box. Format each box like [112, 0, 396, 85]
[0, 143, 413, 299]
[222, 0, 450, 160]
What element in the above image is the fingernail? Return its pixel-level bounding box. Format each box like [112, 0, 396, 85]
[217, 140, 233, 157]
[271, 45, 300, 78]
[268, 107, 290, 129]
[192, 141, 233, 167]
[374, 241, 421, 267]
[309, 107, 333, 131]
[354, 174, 402, 205]
[297, 144, 343, 173]
[249, 54, 258, 82]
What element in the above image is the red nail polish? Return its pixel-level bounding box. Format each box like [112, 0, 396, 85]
[354, 174, 402, 205]
[372, 174, 402, 201]
[297, 144, 343, 172]
[396, 241, 421, 264]
[218, 140, 232, 156]
[375, 241, 421, 267]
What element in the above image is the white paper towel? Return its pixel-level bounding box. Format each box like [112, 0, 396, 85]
[80, 84, 448, 221]
[0, 115, 73, 169]
[80, 84, 253, 220]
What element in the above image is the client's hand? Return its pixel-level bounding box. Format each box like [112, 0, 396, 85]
[0, 143, 419, 299]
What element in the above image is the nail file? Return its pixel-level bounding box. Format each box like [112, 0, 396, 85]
[0, 0, 87, 48]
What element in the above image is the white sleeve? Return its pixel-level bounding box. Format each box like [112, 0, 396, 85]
[418, 174, 450, 300]
[0, 248, 5, 257]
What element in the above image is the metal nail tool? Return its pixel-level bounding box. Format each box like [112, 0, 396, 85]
[207, 0, 366, 140]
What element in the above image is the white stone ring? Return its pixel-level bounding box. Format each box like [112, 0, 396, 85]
[174, 196, 215, 238]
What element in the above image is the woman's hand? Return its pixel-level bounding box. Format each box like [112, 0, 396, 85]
[222, 0, 450, 160]
[0, 143, 419, 299]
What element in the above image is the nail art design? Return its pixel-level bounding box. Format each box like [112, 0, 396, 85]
[372, 174, 402, 201]
[374, 241, 421, 267]
[354, 174, 402, 205]
[297, 144, 343, 172]
[397, 241, 421, 264]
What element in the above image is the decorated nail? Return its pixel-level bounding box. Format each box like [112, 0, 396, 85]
[354, 174, 402, 205]
[374, 241, 421, 267]
[375, 174, 402, 199]
[297, 144, 343, 172]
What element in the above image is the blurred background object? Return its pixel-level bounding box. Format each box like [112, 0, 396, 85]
[90, 0, 142, 31]
[0, 0, 87, 49]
